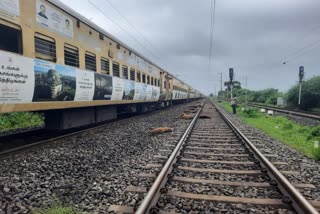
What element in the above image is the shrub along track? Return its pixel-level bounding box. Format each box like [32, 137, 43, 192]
[114, 100, 320, 213]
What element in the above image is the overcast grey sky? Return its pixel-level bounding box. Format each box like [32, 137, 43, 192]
[61, 0, 320, 94]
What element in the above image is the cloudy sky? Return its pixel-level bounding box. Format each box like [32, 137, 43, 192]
[61, 0, 320, 94]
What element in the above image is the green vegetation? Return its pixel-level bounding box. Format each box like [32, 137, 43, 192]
[0, 112, 44, 131]
[218, 75, 320, 111]
[32, 202, 78, 214]
[220, 101, 320, 160]
[287, 76, 320, 110]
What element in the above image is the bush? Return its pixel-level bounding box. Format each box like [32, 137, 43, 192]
[307, 126, 320, 141]
[312, 146, 320, 161]
[242, 108, 259, 118]
[0, 112, 44, 131]
[282, 122, 293, 130]
[287, 76, 320, 110]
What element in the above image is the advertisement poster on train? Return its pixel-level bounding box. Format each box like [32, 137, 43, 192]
[133, 82, 141, 100]
[0, 0, 20, 21]
[151, 86, 158, 100]
[111, 77, 124, 100]
[74, 69, 94, 101]
[33, 60, 76, 102]
[146, 85, 153, 100]
[36, 0, 74, 38]
[139, 84, 147, 100]
[0, 52, 34, 104]
[122, 80, 135, 100]
[93, 73, 112, 100]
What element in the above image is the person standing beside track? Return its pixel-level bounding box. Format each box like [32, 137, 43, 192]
[231, 95, 238, 114]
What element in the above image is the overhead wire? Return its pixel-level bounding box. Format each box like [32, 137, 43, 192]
[281, 37, 320, 63]
[208, 0, 216, 73]
[87, 0, 161, 61]
[103, 0, 162, 56]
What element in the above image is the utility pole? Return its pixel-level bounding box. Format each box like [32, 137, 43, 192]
[298, 66, 304, 106]
[245, 76, 248, 104]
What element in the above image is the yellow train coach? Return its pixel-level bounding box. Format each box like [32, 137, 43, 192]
[0, 0, 202, 129]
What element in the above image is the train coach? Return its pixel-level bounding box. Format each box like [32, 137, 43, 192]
[0, 0, 202, 129]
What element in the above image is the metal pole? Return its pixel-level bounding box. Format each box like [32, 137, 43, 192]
[230, 86, 233, 99]
[298, 82, 302, 105]
[245, 76, 248, 104]
[298, 66, 304, 107]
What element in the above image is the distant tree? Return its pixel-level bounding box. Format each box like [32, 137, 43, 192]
[209, 93, 214, 97]
[287, 76, 320, 110]
[224, 81, 241, 91]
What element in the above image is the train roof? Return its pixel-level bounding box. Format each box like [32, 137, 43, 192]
[48, 0, 194, 90]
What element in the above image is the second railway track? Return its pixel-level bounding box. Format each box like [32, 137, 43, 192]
[116, 100, 320, 213]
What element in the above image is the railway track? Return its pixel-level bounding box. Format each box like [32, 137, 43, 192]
[113, 100, 320, 213]
[248, 103, 320, 121]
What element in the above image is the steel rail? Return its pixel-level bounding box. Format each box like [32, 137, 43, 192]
[212, 100, 318, 214]
[248, 103, 320, 120]
[136, 105, 204, 214]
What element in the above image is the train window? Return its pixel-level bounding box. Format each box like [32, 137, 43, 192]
[85, 52, 96, 71]
[151, 77, 154, 85]
[101, 58, 110, 75]
[130, 68, 135, 81]
[113, 62, 120, 77]
[122, 65, 128, 79]
[0, 23, 22, 54]
[35, 34, 56, 62]
[142, 74, 146, 83]
[147, 76, 150, 84]
[64, 44, 79, 67]
[158, 79, 160, 87]
[164, 81, 166, 88]
[137, 71, 141, 82]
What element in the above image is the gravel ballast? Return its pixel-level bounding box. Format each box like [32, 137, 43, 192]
[0, 102, 198, 213]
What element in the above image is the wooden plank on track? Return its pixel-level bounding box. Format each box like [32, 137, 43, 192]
[173, 176, 270, 187]
[181, 158, 253, 165]
[144, 163, 163, 168]
[159, 149, 172, 152]
[188, 142, 242, 146]
[138, 173, 156, 178]
[108, 205, 134, 213]
[172, 176, 315, 189]
[125, 186, 147, 193]
[184, 152, 249, 157]
[154, 155, 168, 159]
[177, 166, 299, 176]
[166, 191, 287, 207]
[177, 166, 262, 175]
[310, 201, 320, 208]
[186, 146, 244, 151]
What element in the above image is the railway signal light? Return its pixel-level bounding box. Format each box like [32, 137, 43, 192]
[299, 66, 304, 83]
[229, 68, 234, 99]
[229, 68, 234, 82]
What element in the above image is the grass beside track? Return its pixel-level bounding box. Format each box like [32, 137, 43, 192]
[218, 101, 320, 160]
[0, 112, 44, 131]
[32, 202, 78, 214]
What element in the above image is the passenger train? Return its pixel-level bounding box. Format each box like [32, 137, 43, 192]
[0, 0, 202, 129]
